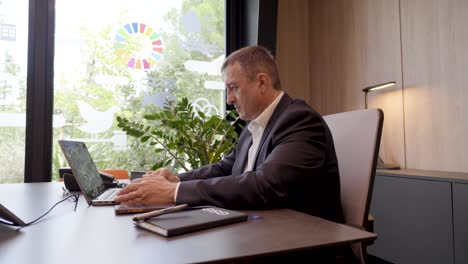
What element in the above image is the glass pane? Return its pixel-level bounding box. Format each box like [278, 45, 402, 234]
[53, 0, 225, 180]
[0, 0, 28, 183]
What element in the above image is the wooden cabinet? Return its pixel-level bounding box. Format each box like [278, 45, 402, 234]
[453, 183, 468, 264]
[368, 169, 468, 264]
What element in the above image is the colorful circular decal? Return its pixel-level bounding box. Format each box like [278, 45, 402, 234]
[114, 22, 163, 70]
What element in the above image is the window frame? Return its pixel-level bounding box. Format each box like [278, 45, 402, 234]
[25, 0, 55, 182]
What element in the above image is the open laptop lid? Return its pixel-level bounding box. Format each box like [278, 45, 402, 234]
[0, 203, 26, 226]
[58, 140, 106, 205]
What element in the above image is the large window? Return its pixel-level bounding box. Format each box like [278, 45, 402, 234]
[0, 0, 28, 183]
[52, 0, 225, 179]
[0, 0, 273, 183]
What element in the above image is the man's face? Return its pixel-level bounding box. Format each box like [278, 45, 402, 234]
[223, 63, 263, 121]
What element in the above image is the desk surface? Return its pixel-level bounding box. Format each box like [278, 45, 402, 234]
[0, 182, 376, 264]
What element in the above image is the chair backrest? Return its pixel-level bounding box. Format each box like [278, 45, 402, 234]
[100, 169, 130, 180]
[323, 108, 383, 263]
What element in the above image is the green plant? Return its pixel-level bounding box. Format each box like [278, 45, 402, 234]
[116, 97, 240, 172]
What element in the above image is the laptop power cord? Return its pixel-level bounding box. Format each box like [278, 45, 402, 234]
[15, 193, 80, 228]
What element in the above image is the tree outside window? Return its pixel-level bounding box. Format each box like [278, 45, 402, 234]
[52, 0, 226, 180]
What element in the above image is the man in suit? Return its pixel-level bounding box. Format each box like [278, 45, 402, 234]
[115, 46, 344, 224]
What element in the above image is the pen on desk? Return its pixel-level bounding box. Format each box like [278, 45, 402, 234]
[132, 204, 189, 222]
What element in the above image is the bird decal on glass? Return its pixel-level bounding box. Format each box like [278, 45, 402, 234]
[76, 100, 119, 137]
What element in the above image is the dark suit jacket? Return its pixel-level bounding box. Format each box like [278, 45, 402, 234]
[176, 93, 344, 223]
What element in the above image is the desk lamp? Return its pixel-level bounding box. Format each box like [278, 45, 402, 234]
[362, 81, 400, 170]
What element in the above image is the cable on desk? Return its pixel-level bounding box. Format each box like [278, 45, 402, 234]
[62, 186, 80, 212]
[18, 193, 80, 228]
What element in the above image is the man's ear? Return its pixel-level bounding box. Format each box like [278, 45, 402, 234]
[257, 73, 271, 94]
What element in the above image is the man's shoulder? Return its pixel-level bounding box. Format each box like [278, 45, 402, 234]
[280, 97, 320, 118]
[277, 94, 316, 112]
[289, 98, 313, 109]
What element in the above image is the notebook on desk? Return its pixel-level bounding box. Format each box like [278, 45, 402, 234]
[134, 207, 248, 237]
[58, 140, 121, 206]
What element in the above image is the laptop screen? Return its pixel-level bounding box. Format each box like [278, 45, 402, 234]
[59, 140, 105, 200]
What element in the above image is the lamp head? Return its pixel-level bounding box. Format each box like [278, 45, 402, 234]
[362, 81, 396, 93]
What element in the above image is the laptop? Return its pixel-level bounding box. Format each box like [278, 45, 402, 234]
[0, 203, 26, 226]
[58, 140, 121, 206]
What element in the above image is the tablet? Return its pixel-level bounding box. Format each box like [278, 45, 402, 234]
[0, 203, 26, 226]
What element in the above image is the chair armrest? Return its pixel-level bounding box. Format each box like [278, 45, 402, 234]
[364, 214, 375, 246]
[366, 214, 374, 233]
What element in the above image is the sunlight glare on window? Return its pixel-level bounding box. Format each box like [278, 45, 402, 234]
[0, 0, 28, 183]
[53, 0, 225, 179]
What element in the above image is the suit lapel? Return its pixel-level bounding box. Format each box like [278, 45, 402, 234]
[251, 94, 292, 169]
[232, 128, 252, 175]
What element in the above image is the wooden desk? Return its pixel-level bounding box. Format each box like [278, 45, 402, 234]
[0, 183, 376, 264]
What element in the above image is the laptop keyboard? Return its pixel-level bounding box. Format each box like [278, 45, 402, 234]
[96, 188, 120, 201]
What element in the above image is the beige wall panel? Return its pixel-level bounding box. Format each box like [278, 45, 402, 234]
[401, 0, 468, 172]
[276, 0, 311, 103]
[277, 0, 405, 167]
[358, 1, 404, 167]
[308, 0, 362, 114]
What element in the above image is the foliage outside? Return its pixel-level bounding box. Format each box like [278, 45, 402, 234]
[117, 98, 239, 172]
[0, 0, 227, 183]
[51, 0, 225, 179]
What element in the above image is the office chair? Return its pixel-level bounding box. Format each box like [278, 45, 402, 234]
[100, 169, 130, 180]
[323, 108, 383, 264]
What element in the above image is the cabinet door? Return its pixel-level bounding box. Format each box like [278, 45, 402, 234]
[368, 175, 453, 264]
[453, 183, 468, 264]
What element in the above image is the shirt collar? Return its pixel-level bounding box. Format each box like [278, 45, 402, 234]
[248, 91, 284, 132]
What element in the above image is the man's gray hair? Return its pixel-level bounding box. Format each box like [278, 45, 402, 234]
[221, 46, 281, 90]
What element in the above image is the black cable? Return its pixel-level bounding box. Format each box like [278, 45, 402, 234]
[20, 194, 79, 228]
[62, 186, 80, 212]
[74, 193, 80, 212]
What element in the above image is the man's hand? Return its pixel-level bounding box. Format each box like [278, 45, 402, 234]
[114, 176, 178, 205]
[143, 168, 180, 183]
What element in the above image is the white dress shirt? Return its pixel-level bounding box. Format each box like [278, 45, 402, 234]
[244, 91, 284, 172]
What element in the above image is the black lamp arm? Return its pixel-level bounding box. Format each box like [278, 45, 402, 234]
[364, 91, 368, 109]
